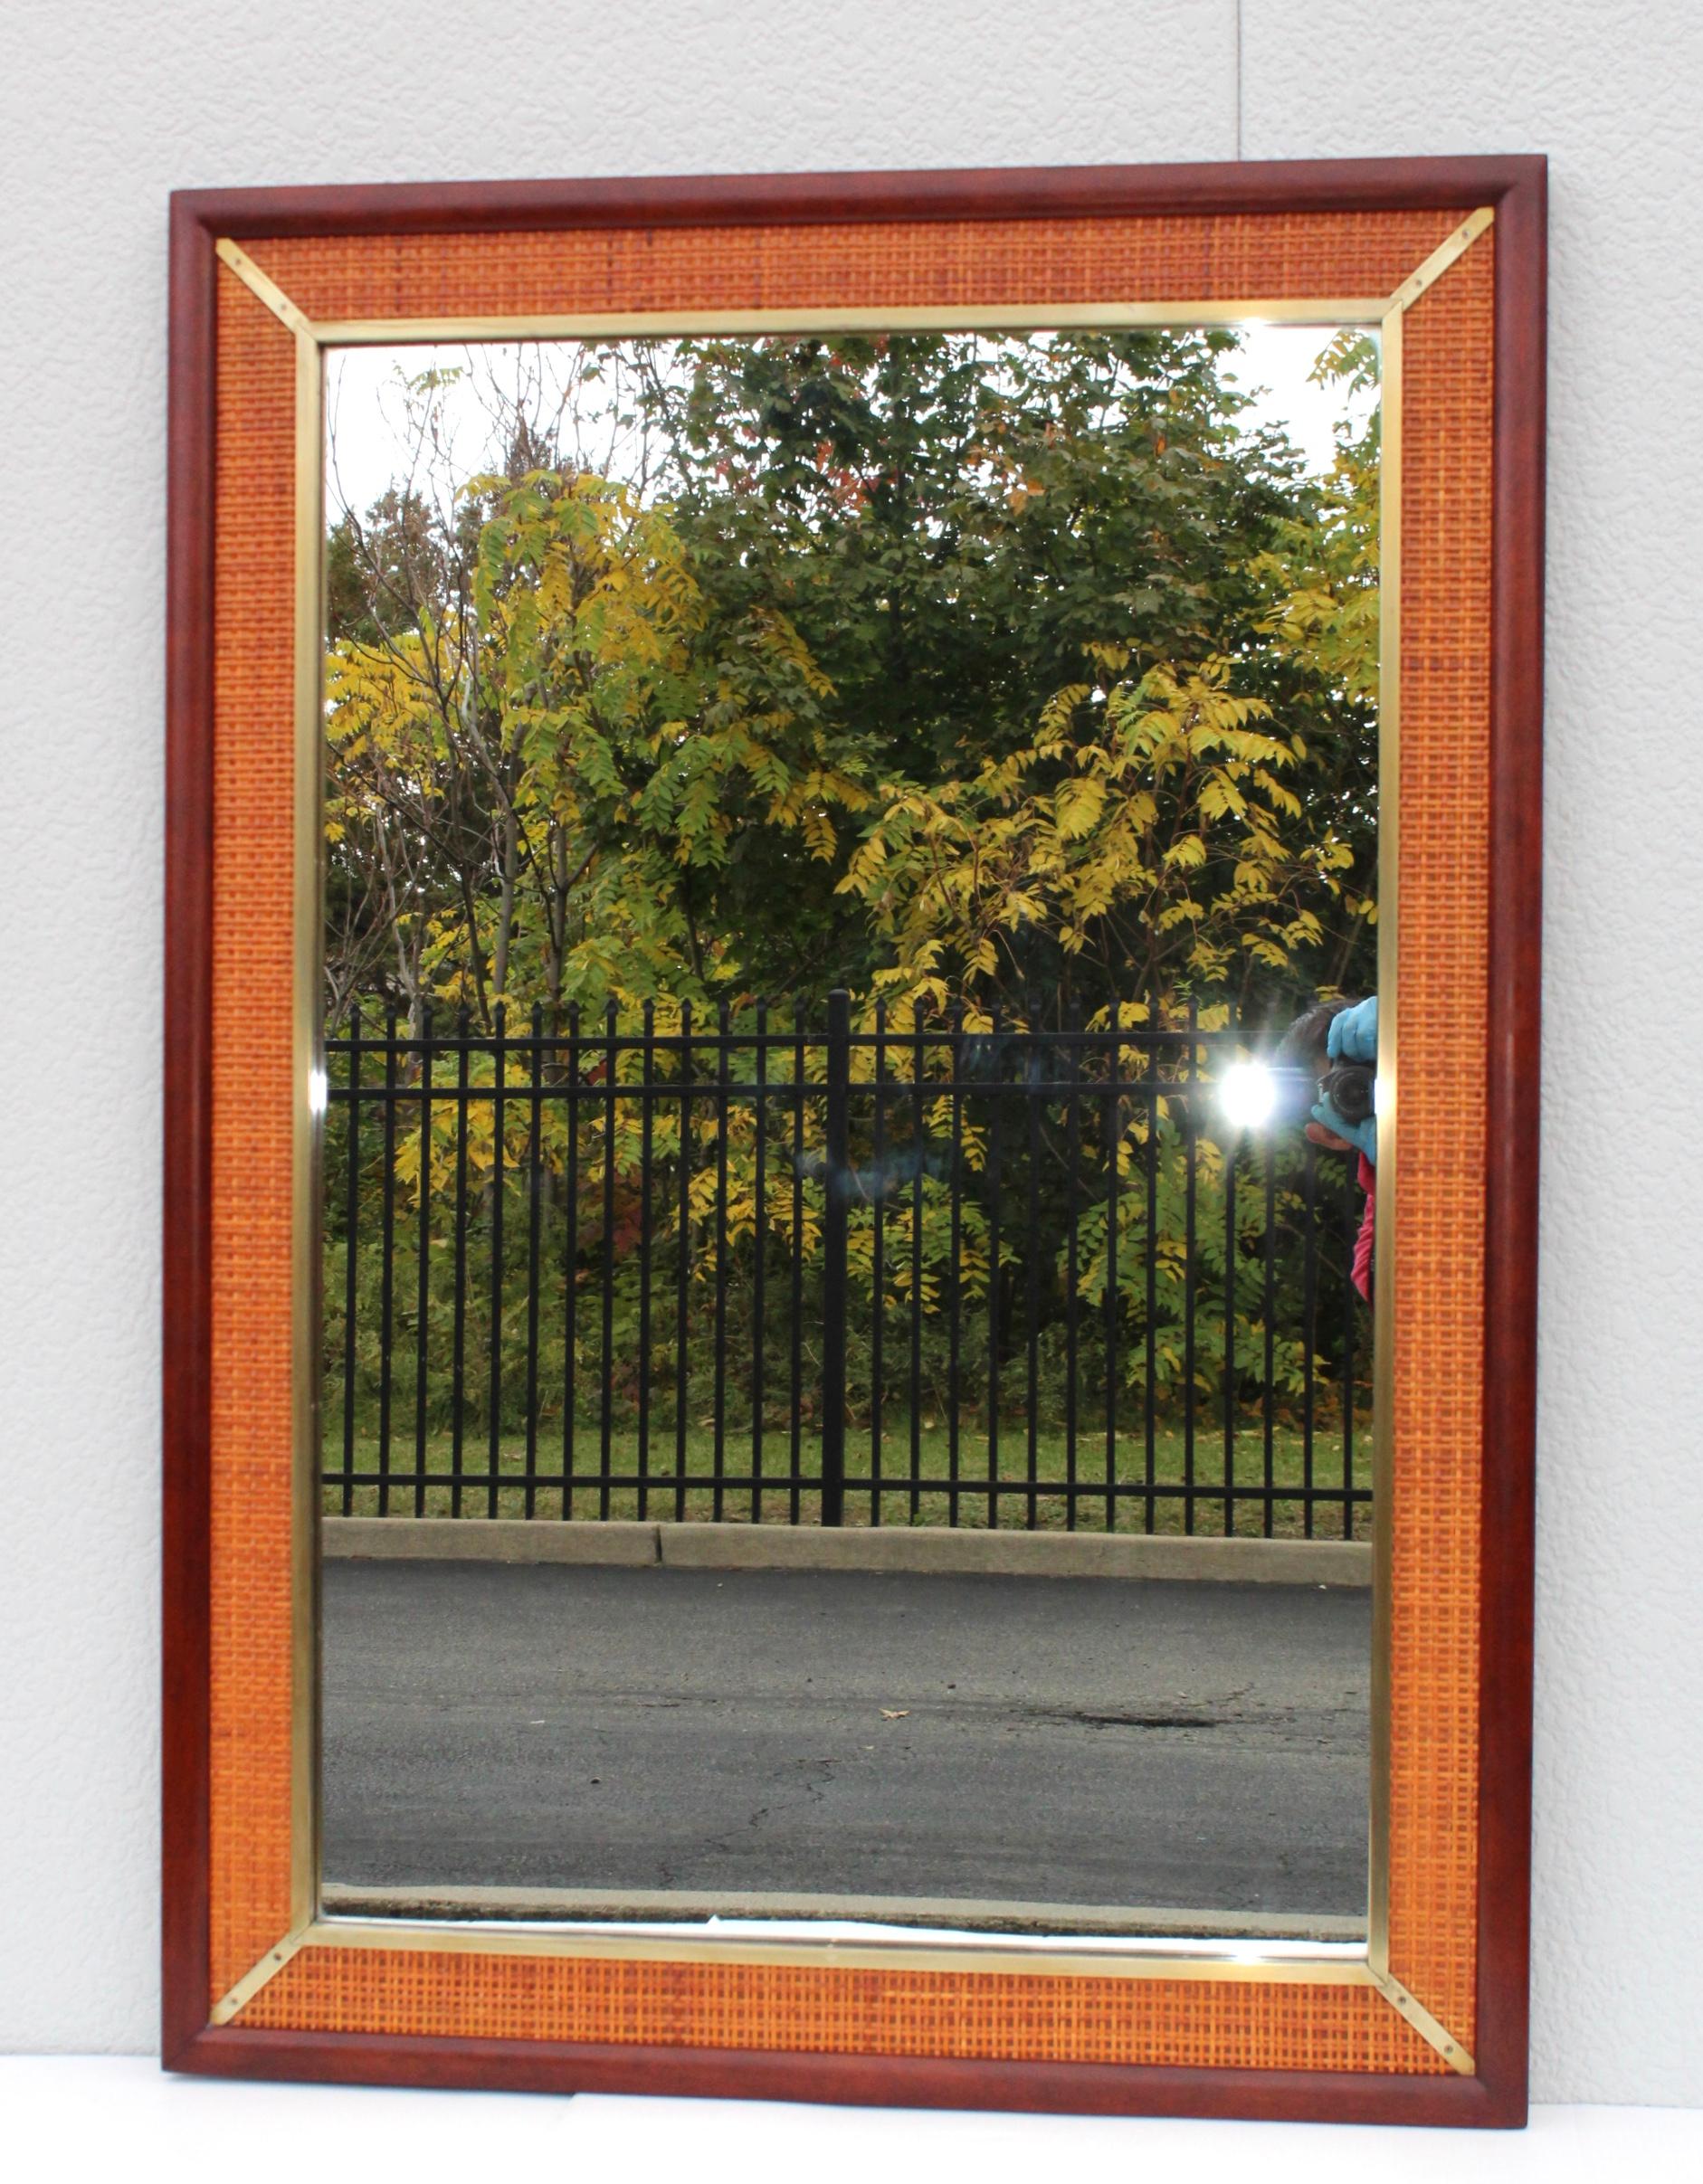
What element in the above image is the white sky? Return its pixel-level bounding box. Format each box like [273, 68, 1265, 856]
[1222, 320, 1378, 470]
[324, 323, 1377, 527]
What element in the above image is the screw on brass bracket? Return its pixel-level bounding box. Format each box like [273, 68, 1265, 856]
[208, 1923, 312, 2027]
[214, 238, 316, 338]
[1386, 205, 1496, 315]
[1368, 1963, 1477, 2075]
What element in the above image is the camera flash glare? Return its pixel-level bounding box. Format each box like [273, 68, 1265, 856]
[1219, 1059, 1278, 1131]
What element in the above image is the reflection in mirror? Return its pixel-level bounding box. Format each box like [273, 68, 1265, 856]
[315, 320, 1382, 1950]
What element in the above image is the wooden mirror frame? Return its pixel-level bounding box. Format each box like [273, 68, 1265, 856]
[162, 156, 1545, 2125]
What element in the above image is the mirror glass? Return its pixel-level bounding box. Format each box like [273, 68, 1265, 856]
[314, 318, 1383, 1950]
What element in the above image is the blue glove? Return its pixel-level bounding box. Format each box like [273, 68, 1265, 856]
[1314, 995, 1378, 1160]
[1310, 1092, 1378, 1164]
[1327, 995, 1378, 1065]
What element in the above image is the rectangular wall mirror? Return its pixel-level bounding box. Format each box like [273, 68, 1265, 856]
[163, 157, 1545, 2124]
[316, 316, 1383, 1944]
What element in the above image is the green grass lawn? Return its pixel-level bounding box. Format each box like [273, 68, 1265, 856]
[324, 1415, 1372, 1539]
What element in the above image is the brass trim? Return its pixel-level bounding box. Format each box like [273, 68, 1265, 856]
[214, 238, 318, 340]
[1367, 1965, 1476, 2076]
[1366, 294, 1403, 1980]
[1385, 207, 1496, 315]
[281, 1914, 1375, 1987]
[311, 299, 1392, 347]
[210, 1923, 312, 2027]
[235, 225, 1481, 2012]
[290, 324, 327, 1931]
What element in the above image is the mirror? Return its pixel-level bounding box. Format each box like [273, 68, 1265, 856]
[314, 318, 1384, 1951]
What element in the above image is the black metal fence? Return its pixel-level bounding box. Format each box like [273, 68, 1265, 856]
[323, 994, 1373, 1535]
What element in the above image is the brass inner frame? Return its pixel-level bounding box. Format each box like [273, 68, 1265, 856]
[211, 210, 1494, 2074]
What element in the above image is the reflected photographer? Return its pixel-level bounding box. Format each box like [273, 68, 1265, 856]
[1280, 997, 1379, 1301]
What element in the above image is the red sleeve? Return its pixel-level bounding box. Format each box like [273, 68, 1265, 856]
[1351, 1156, 1376, 1301]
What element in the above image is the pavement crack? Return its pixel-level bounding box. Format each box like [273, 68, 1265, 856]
[797, 1756, 836, 1808]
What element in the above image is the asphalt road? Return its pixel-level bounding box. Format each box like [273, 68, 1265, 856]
[321, 1562, 1370, 1924]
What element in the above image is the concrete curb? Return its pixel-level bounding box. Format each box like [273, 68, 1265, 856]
[324, 1517, 660, 1565]
[660, 1524, 1370, 1584]
[323, 1516, 1370, 1585]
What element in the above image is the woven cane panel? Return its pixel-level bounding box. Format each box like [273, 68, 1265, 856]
[239, 1949, 1444, 2073]
[208, 208, 1493, 2070]
[1383, 233, 1495, 2046]
[209, 264, 300, 1999]
[252, 210, 1460, 324]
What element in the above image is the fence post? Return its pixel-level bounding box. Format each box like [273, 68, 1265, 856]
[821, 989, 851, 1526]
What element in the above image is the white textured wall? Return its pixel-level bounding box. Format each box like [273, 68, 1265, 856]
[1, 0, 1698, 2107]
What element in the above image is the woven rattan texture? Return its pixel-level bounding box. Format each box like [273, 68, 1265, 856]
[209, 209, 1491, 2070]
[1383, 234, 1495, 2047]
[210, 265, 300, 1999]
[254, 211, 1460, 321]
[239, 1950, 1441, 2071]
